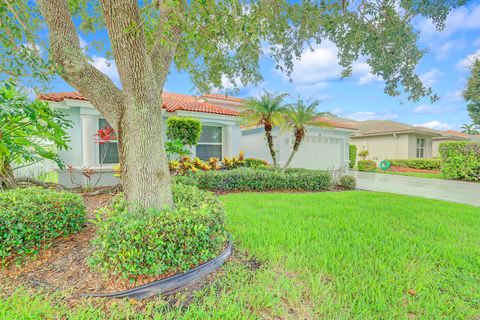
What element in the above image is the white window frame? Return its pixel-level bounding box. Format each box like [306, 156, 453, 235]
[196, 125, 223, 160]
[416, 138, 425, 158]
[97, 118, 119, 165]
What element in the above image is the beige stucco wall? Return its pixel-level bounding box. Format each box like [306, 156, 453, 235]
[351, 133, 434, 161]
[351, 134, 409, 161]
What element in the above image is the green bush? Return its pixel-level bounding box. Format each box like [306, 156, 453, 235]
[387, 158, 441, 170]
[357, 160, 377, 172]
[176, 168, 332, 192]
[244, 158, 268, 169]
[339, 175, 356, 190]
[349, 145, 357, 168]
[166, 116, 202, 146]
[89, 184, 227, 279]
[439, 142, 480, 181]
[0, 188, 86, 260]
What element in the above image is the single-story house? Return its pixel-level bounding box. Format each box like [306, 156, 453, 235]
[432, 130, 476, 157]
[39, 92, 356, 187]
[349, 120, 442, 161]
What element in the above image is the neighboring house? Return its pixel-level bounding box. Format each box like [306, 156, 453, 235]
[349, 120, 442, 161]
[39, 92, 356, 187]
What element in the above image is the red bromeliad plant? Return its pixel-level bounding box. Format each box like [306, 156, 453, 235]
[94, 127, 116, 145]
[66, 127, 118, 190]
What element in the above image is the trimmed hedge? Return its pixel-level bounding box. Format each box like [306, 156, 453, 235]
[89, 184, 227, 279]
[439, 141, 480, 181]
[357, 160, 377, 172]
[387, 158, 441, 170]
[349, 145, 357, 169]
[166, 116, 202, 146]
[0, 188, 86, 260]
[176, 168, 332, 192]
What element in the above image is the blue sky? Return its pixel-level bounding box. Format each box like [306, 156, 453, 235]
[49, 2, 480, 131]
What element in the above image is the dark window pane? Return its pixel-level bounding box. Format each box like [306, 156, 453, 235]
[199, 126, 222, 143]
[99, 119, 117, 139]
[196, 144, 222, 161]
[99, 142, 119, 164]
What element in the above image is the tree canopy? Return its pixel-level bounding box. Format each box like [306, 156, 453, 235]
[463, 59, 480, 126]
[0, 1, 468, 100]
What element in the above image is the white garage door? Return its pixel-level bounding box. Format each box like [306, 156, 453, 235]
[289, 135, 344, 170]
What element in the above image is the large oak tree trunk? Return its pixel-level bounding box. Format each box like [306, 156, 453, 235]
[119, 98, 173, 208]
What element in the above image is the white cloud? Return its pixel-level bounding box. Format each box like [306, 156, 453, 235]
[90, 56, 120, 84]
[417, 4, 480, 40]
[435, 39, 466, 60]
[353, 62, 383, 85]
[413, 104, 455, 114]
[290, 41, 342, 85]
[347, 111, 398, 121]
[443, 90, 463, 102]
[414, 120, 452, 130]
[419, 68, 442, 87]
[289, 41, 383, 91]
[457, 49, 480, 69]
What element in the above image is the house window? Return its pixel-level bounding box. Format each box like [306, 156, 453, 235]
[98, 119, 119, 164]
[416, 138, 425, 158]
[196, 126, 222, 161]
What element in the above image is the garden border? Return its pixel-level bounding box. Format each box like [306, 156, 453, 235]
[81, 241, 233, 300]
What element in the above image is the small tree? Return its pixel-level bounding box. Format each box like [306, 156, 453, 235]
[463, 59, 480, 126]
[242, 91, 287, 168]
[166, 116, 202, 160]
[349, 145, 357, 169]
[166, 116, 202, 147]
[282, 99, 332, 171]
[0, 82, 71, 188]
[358, 150, 369, 160]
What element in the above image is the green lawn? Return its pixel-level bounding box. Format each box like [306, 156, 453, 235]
[1, 192, 480, 319]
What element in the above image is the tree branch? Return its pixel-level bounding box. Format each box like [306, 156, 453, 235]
[149, 1, 185, 88]
[37, 0, 124, 131]
[100, 0, 161, 103]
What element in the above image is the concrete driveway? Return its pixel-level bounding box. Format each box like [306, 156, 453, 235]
[351, 171, 480, 207]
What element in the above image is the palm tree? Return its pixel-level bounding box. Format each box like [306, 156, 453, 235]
[282, 99, 332, 171]
[460, 123, 480, 135]
[241, 91, 288, 168]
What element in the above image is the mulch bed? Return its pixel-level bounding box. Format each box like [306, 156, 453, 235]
[389, 166, 441, 174]
[0, 191, 227, 300]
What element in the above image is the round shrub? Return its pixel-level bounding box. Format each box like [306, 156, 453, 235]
[339, 175, 356, 190]
[89, 184, 227, 279]
[357, 160, 377, 172]
[0, 188, 86, 260]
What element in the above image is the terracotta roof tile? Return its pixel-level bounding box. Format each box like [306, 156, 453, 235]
[39, 91, 239, 116]
[201, 93, 245, 103]
[312, 116, 358, 130]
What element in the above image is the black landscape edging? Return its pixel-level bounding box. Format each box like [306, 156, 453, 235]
[81, 241, 233, 300]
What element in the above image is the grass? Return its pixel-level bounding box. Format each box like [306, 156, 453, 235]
[374, 169, 445, 179]
[1, 192, 480, 319]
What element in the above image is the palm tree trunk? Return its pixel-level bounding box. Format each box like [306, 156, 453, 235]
[264, 123, 278, 168]
[283, 130, 304, 171]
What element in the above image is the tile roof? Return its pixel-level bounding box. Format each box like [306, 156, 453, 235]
[312, 116, 358, 130]
[38, 92, 239, 116]
[351, 120, 441, 137]
[201, 93, 245, 103]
